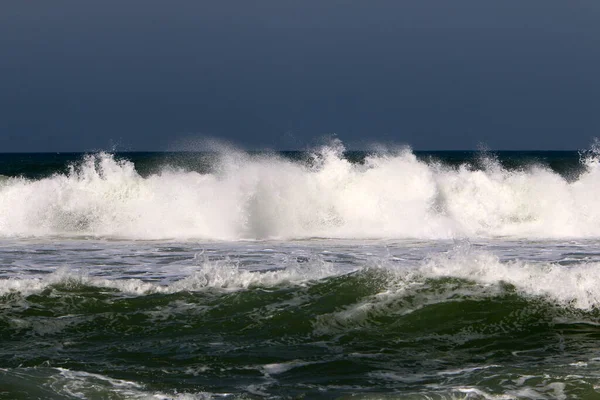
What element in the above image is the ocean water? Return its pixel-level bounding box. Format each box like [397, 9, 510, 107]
[2, 141, 600, 399]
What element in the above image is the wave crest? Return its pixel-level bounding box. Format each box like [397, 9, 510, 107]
[2, 143, 600, 239]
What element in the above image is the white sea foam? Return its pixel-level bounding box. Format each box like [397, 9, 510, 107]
[4, 243, 600, 317]
[0, 256, 340, 297]
[314, 244, 600, 335]
[0, 367, 230, 400]
[1, 141, 600, 240]
[419, 245, 600, 309]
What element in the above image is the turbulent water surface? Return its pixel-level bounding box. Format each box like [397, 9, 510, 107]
[2, 142, 600, 399]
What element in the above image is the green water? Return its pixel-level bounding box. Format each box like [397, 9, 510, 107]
[2, 270, 600, 399]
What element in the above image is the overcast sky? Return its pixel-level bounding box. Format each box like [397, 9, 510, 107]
[1, 1, 599, 151]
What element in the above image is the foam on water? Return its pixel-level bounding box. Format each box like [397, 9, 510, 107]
[0, 367, 226, 399]
[1, 140, 600, 240]
[311, 253, 600, 352]
[317, 246, 600, 336]
[0, 255, 341, 297]
[418, 245, 600, 309]
[3, 241, 600, 399]
[3, 243, 600, 313]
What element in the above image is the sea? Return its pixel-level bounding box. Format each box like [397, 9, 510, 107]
[2, 140, 600, 399]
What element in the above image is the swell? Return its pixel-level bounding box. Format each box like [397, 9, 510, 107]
[3, 255, 600, 399]
[2, 263, 599, 341]
[2, 271, 600, 399]
[1, 141, 600, 240]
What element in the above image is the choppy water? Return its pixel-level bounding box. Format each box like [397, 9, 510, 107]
[2, 141, 600, 399]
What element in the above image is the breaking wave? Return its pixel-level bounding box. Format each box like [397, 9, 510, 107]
[2, 140, 600, 240]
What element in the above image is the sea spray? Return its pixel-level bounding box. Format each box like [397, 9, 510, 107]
[1, 141, 600, 239]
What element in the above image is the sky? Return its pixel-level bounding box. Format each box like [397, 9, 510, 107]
[1, 1, 599, 151]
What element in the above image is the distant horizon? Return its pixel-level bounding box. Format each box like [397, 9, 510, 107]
[0, 137, 594, 153]
[0, 148, 590, 154]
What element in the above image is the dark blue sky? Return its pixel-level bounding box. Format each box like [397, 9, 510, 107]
[1, 1, 599, 151]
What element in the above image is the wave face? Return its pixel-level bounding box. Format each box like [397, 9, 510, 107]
[1, 140, 600, 240]
[3, 246, 600, 399]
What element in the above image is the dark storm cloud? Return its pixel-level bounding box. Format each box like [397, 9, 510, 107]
[1, 1, 599, 151]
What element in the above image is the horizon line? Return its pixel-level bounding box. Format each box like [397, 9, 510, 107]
[0, 149, 586, 154]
